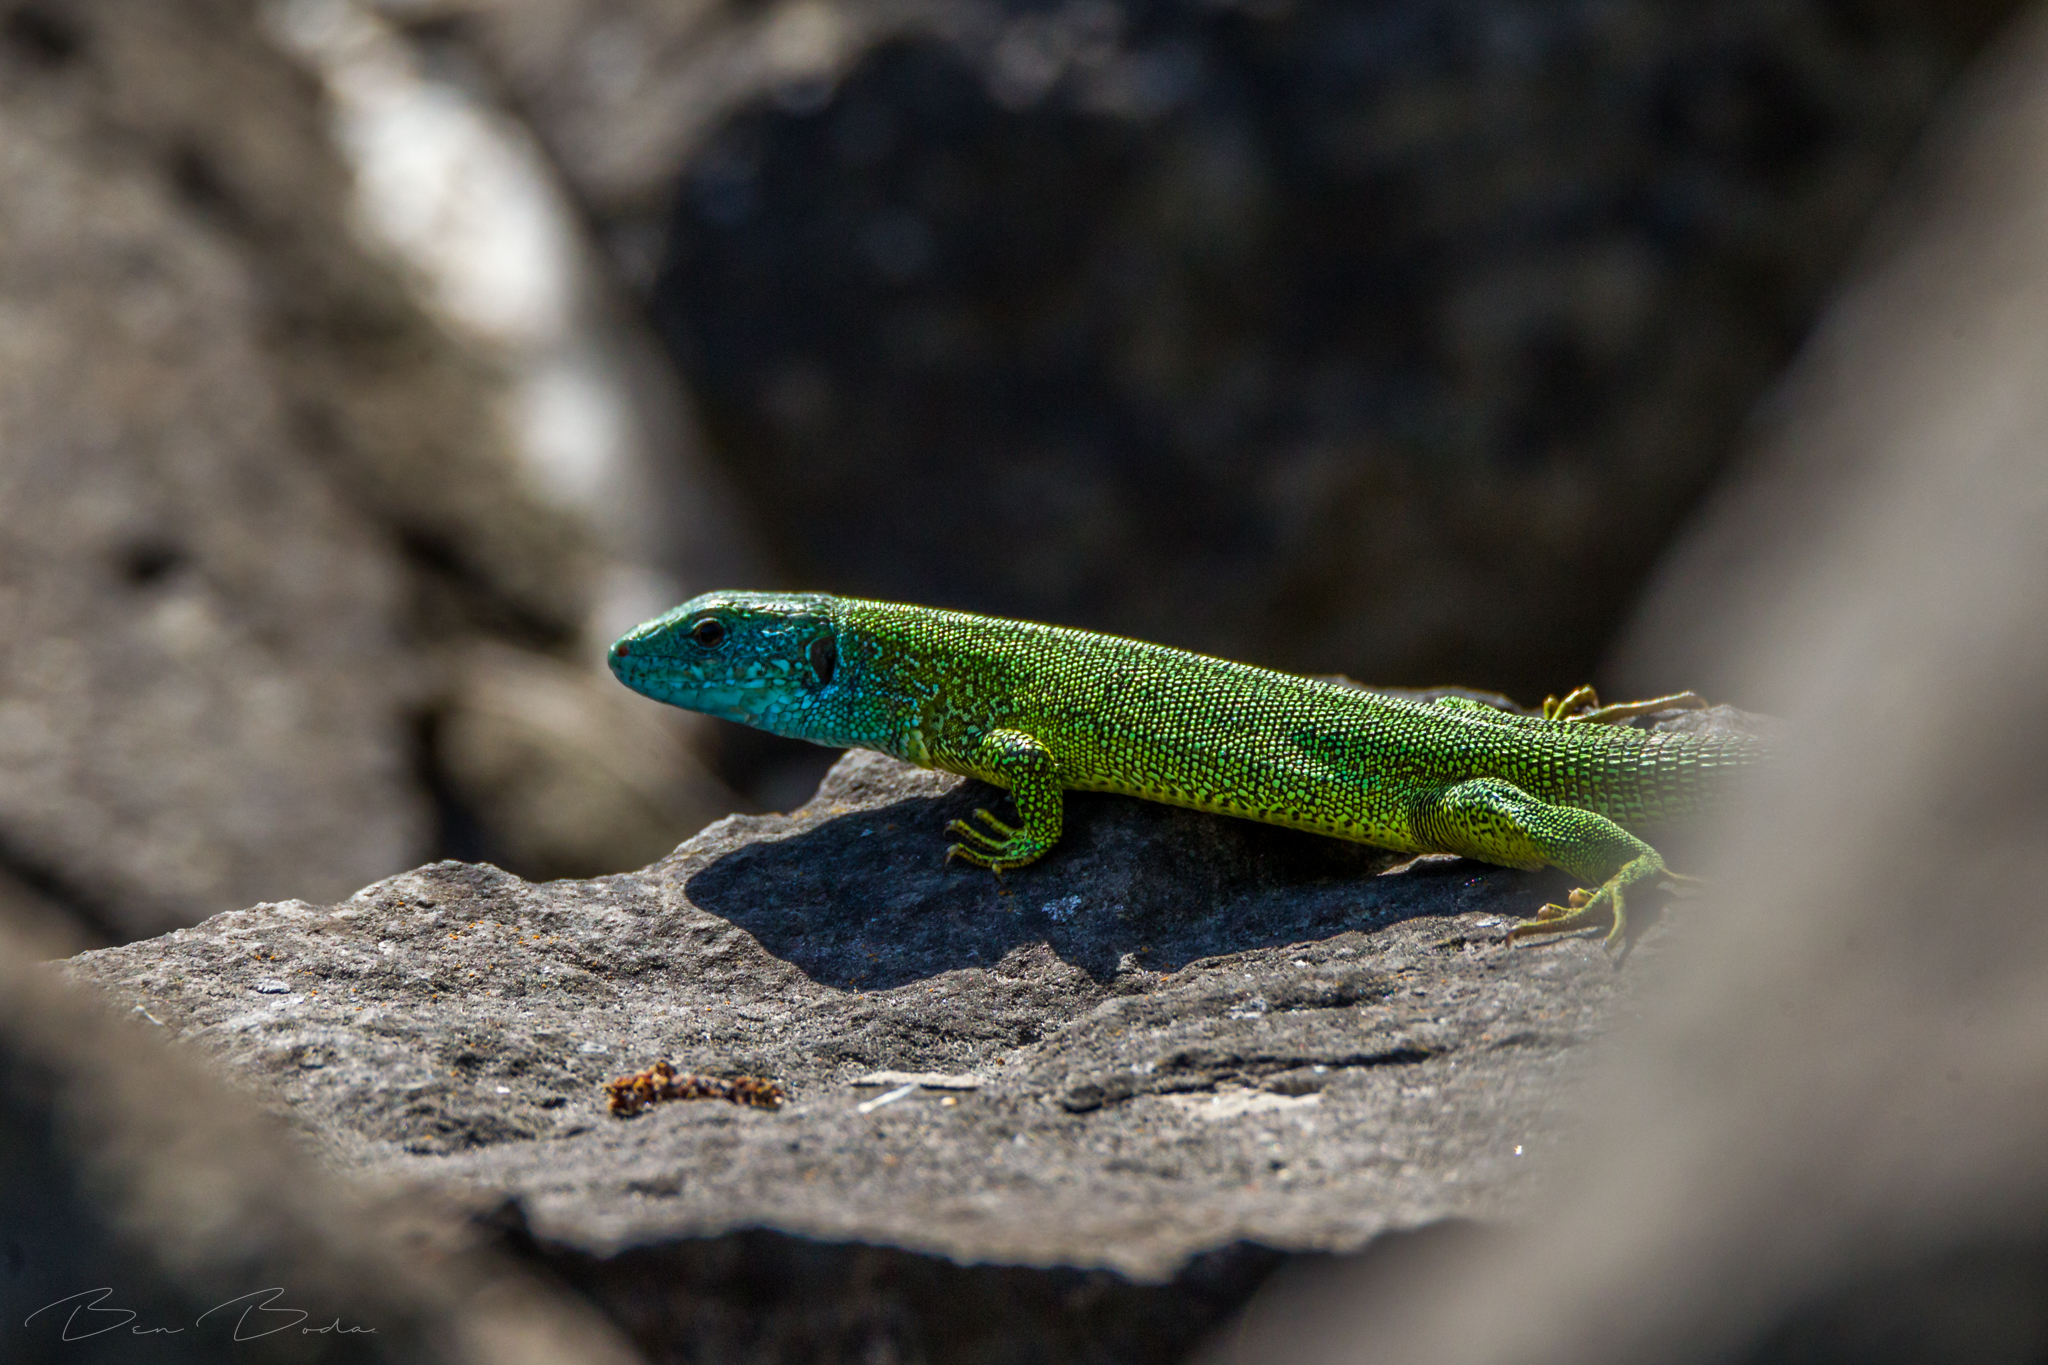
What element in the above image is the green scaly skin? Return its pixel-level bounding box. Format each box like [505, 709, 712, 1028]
[609, 592, 1764, 949]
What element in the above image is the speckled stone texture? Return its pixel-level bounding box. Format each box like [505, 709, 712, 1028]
[64, 703, 1761, 1361]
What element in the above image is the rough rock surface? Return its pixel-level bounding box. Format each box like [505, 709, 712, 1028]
[64, 702, 1761, 1359]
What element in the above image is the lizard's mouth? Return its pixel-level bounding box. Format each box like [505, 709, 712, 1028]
[606, 589, 843, 736]
[605, 638, 692, 696]
[607, 635, 815, 729]
[605, 638, 658, 683]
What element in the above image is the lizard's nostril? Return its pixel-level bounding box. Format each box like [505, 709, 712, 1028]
[614, 642, 631, 657]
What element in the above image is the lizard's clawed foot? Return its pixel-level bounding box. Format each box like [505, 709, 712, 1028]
[1540, 685, 1601, 721]
[1506, 881, 1633, 958]
[1541, 685, 1708, 726]
[944, 809, 1048, 874]
[1505, 859, 1694, 963]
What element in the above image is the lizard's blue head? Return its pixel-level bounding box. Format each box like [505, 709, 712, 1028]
[608, 591, 843, 737]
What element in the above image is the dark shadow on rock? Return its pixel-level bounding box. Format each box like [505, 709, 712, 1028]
[686, 772, 1576, 991]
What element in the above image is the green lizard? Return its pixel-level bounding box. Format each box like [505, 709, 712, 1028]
[609, 592, 1763, 948]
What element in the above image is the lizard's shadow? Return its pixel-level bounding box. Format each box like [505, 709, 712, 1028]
[683, 771, 1565, 990]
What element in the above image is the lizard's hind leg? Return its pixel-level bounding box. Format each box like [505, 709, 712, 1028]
[1408, 777, 1668, 950]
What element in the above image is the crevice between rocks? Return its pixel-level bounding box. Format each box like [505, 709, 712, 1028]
[472, 1199, 1492, 1365]
[0, 828, 121, 951]
[485, 1208, 1281, 1365]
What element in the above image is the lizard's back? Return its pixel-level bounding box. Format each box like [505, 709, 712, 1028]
[840, 599, 1761, 854]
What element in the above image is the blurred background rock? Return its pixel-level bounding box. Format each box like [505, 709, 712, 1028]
[0, 0, 747, 950]
[411, 0, 2009, 692]
[0, 0, 2026, 950]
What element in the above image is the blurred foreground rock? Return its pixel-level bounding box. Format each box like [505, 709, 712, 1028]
[63, 694, 1760, 1363]
[0, 915, 643, 1365]
[1208, 7, 2048, 1364]
[393, 0, 2006, 697]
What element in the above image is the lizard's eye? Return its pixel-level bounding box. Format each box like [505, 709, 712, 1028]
[690, 618, 727, 648]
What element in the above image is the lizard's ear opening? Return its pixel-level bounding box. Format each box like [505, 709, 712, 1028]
[807, 633, 837, 686]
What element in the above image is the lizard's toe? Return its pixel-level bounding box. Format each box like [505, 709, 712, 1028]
[942, 811, 1047, 873]
[1506, 885, 1627, 947]
[946, 809, 1024, 853]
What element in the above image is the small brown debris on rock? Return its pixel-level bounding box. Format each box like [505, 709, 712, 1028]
[604, 1061, 785, 1117]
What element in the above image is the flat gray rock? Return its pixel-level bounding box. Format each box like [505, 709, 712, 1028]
[63, 739, 1715, 1295]
[65, 698, 1764, 1358]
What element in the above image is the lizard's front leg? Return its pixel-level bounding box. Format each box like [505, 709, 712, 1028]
[945, 729, 1064, 873]
[1409, 777, 1668, 950]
